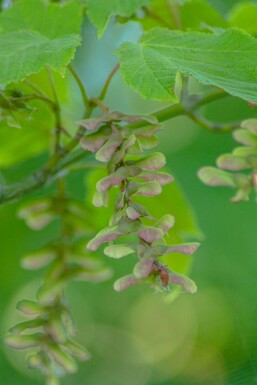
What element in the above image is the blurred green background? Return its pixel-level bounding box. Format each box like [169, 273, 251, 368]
[1, 1, 257, 384]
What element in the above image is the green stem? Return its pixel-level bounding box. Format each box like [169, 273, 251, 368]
[11, 94, 56, 110]
[188, 110, 241, 132]
[47, 68, 62, 153]
[99, 64, 120, 101]
[68, 64, 90, 110]
[143, 5, 172, 28]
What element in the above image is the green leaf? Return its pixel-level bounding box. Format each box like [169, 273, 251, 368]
[86, 0, 151, 37]
[0, 0, 82, 86]
[0, 0, 82, 38]
[116, 28, 257, 103]
[229, 2, 257, 36]
[0, 31, 80, 86]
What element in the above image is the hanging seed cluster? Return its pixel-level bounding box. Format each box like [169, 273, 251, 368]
[199, 119, 257, 202]
[5, 194, 111, 385]
[80, 111, 199, 293]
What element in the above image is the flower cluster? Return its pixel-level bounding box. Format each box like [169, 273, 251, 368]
[5, 191, 111, 385]
[80, 111, 199, 293]
[199, 119, 257, 203]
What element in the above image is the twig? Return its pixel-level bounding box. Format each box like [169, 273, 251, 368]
[188, 110, 241, 132]
[99, 63, 120, 101]
[68, 64, 90, 110]
[143, 5, 171, 28]
[11, 94, 56, 109]
[47, 68, 62, 153]
[25, 79, 50, 99]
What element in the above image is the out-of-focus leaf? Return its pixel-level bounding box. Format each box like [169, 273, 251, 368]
[229, 2, 257, 36]
[138, 0, 226, 31]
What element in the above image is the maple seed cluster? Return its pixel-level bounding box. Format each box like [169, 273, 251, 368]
[5, 193, 111, 382]
[199, 119, 257, 203]
[80, 111, 199, 293]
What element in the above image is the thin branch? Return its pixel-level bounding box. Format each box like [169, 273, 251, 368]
[11, 93, 56, 109]
[68, 64, 90, 110]
[47, 68, 62, 153]
[126, 89, 228, 130]
[188, 110, 241, 132]
[142, 5, 172, 28]
[90, 97, 109, 112]
[24, 79, 50, 99]
[192, 89, 226, 110]
[99, 63, 120, 101]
